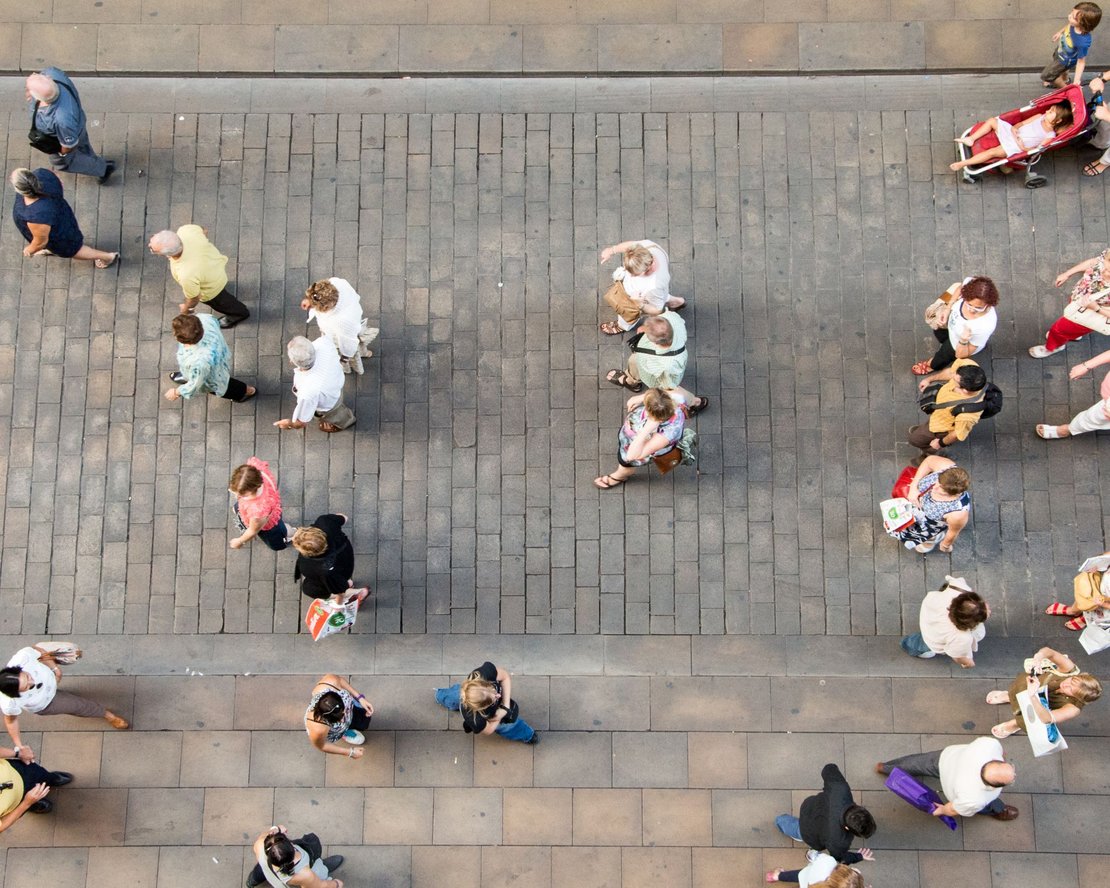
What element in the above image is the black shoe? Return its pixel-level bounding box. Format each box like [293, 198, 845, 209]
[527, 733, 540, 745]
[98, 160, 116, 185]
[48, 771, 73, 786]
[28, 799, 53, 814]
[218, 315, 247, 329]
[322, 856, 344, 874]
[169, 371, 185, 384]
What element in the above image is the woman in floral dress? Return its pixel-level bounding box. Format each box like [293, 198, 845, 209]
[594, 388, 686, 489]
[892, 454, 972, 554]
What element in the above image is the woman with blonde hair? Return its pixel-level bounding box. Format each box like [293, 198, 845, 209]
[598, 238, 685, 335]
[766, 854, 867, 887]
[228, 457, 293, 551]
[986, 646, 1101, 739]
[595, 388, 687, 490]
[292, 514, 368, 605]
[435, 661, 538, 744]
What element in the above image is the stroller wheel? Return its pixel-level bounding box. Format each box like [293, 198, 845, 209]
[961, 170, 980, 184]
[1025, 171, 1048, 189]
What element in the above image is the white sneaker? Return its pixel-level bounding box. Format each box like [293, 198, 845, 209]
[917, 650, 937, 659]
[1029, 344, 1065, 358]
[343, 729, 365, 745]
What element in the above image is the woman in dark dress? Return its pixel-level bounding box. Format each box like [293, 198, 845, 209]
[9, 168, 117, 267]
[291, 513, 368, 604]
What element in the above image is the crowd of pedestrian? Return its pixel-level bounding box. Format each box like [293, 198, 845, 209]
[9, 12, 1110, 882]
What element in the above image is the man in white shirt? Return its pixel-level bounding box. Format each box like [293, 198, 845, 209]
[876, 737, 1018, 820]
[274, 336, 355, 433]
[0, 646, 129, 766]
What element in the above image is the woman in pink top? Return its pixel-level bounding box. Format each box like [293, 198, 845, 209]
[229, 457, 293, 551]
[1037, 346, 1110, 439]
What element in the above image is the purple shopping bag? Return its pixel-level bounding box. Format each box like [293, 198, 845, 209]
[884, 767, 959, 830]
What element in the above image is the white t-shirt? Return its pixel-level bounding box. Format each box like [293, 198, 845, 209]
[919, 587, 985, 659]
[291, 337, 345, 423]
[308, 277, 365, 359]
[797, 852, 838, 888]
[946, 297, 997, 353]
[939, 737, 1005, 816]
[0, 648, 57, 715]
[620, 240, 671, 313]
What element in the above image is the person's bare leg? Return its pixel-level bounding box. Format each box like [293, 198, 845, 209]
[951, 146, 1006, 171]
[73, 245, 118, 266]
[956, 117, 998, 147]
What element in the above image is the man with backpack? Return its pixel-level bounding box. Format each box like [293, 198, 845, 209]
[909, 359, 1000, 453]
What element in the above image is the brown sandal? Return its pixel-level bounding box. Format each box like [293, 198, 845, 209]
[318, 420, 342, 433]
[599, 320, 623, 335]
[594, 474, 625, 490]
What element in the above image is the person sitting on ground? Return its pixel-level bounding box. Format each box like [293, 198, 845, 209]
[985, 646, 1101, 739]
[909, 359, 989, 454]
[10, 168, 118, 267]
[304, 674, 374, 759]
[900, 576, 989, 666]
[950, 103, 1072, 172]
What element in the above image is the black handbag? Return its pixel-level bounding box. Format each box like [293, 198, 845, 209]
[27, 80, 77, 155]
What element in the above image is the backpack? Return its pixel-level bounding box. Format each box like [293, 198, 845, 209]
[951, 383, 1003, 419]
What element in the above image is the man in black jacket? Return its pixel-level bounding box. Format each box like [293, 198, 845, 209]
[774, 763, 877, 863]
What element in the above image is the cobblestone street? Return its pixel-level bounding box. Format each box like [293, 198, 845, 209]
[0, 73, 1109, 886]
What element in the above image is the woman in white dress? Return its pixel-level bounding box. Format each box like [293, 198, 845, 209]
[301, 278, 378, 374]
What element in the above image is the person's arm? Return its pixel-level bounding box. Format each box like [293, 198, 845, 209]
[173, 362, 205, 400]
[0, 782, 49, 834]
[306, 717, 364, 759]
[290, 868, 343, 888]
[1075, 57, 1088, 85]
[22, 222, 50, 256]
[918, 366, 956, 391]
[1069, 348, 1110, 378]
[624, 427, 665, 462]
[2, 716, 33, 764]
[600, 240, 643, 263]
[906, 455, 950, 504]
[329, 674, 374, 715]
[939, 510, 968, 551]
[951, 654, 975, 669]
[1056, 256, 1101, 287]
[230, 516, 267, 549]
[953, 324, 977, 360]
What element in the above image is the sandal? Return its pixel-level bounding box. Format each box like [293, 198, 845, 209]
[95, 252, 120, 269]
[985, 691, 1010, 705]
[1045, 602, 1071, 616]
[599, 320, 623, 335]
[667, 297, 687, 311]
[318, 420, 343, 433]
[605, 369, 643, 393]
[911, 360, 933, 376]
[687, 396, 709, 417]
[914, 539, 939, 554]
[1066, 615, 1088, 631]
[594, 474, 625, 490]
[1085, 161, 1108, 177]
[238, 386, 257, 403]
[991, 722, 1021, 739]
[1036, 424, 1062, 439]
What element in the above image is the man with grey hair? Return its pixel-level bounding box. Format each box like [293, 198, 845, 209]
[274, 336, 355, 433]
[148, 225, 250, 328]
[25, 67, 114, 183]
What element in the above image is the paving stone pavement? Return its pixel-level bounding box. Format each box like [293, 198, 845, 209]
[0, 0, 1104, 76]
[1, 74, 1110, 885]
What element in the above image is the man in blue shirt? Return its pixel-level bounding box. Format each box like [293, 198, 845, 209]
[25, 67, 115, 184]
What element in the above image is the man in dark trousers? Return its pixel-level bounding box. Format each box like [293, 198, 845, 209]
[774, 763, 877, 864]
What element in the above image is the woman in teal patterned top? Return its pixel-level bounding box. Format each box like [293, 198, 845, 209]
[164, 313, 256, 403]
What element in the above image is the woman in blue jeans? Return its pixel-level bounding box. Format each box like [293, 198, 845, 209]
[435, 661, 539, 744]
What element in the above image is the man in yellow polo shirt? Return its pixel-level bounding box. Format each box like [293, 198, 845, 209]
[909, 358, 988, 453]
[148, 225, 250, 328]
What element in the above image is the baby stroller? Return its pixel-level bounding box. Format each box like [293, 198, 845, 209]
[954, 84, 1096, 188]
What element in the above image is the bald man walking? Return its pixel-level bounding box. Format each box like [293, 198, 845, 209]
[25, 67, 114, 183]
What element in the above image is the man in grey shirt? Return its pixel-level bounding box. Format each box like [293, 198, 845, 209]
[25, 67, 114, 183]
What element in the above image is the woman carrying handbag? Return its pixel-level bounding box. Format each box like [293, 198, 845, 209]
[594, 388, 687, 490]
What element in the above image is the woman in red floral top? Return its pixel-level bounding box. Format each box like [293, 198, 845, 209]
[229, 457, 293, 551]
